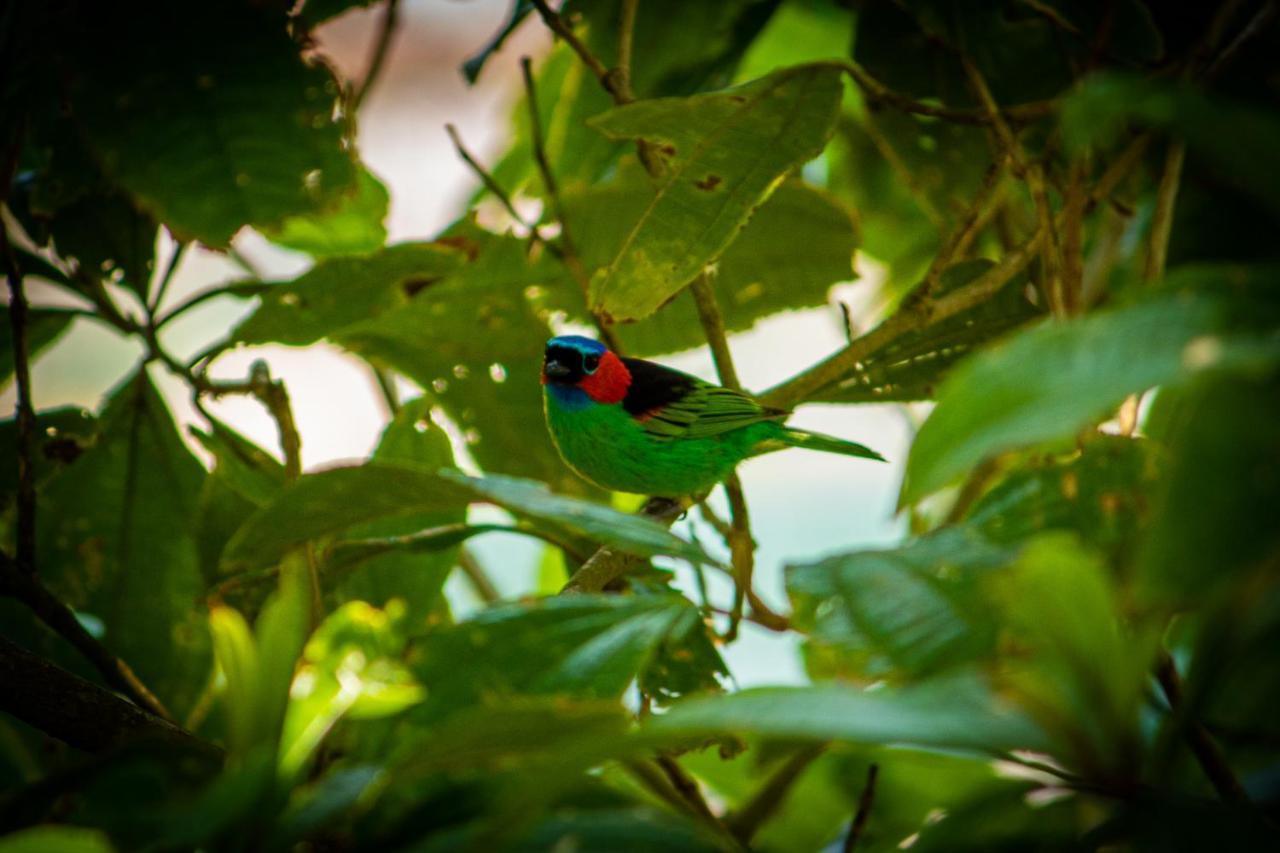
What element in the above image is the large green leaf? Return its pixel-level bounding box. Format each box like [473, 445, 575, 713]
[0, 307, 75, 389]
[232, 241, 469, 347]
[222, 464, 716, 571]
[813, 259, 1042, 403]
[586, 63, 844, 321]
[36, 372, 210, 712]
[787, 527, 1011, 682]
[410, 595, 722, 716]
[0, 406, 96, 506]
[557, 173, 858, 355]
[649, 672, 1049, 756]
[67, 1, 358, 245]
[901, 294, 1278, 504]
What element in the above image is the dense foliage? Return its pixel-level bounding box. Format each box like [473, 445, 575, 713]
[2, 0, 1279, 850]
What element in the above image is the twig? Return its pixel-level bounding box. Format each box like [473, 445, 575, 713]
[530, 0, 622, 102]
[760, 225, 1046, 409]
[147, 241, 187, 315]
[458, 547, 500, 603]
[371, 365, 401, 416]
[1143, 141, 1186, 284]
[839, 61, 1056, 128]
[561, 497, 686, 593]
[154, 282, 268, 330]
[445, 124, 544, 237]
[613, 0, 640, 104]
[942, 455, 1003, 526]
[519, 57, 622, 352]
[920, 156, 1008, 297]
[0, 219, 36, 575]
[728, 744, 826, 843]
[843, 763, 879, 852]
[655, 754, 719, 823]
[1059, 155, 1089, 314]
[689, 272, 742, 390]
[352, 0, 400, 113]
[1155, 652, 1250, 803]
[859, 110, 944, 229]
[0, 555, 175, 722]
[191, 360, 303, 480]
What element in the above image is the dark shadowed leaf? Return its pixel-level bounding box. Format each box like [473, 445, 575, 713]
[587, 63, 845, 321]
[263, 168, 390, 258]
[67, 1, 358, 245]
[0, 406, 97, 507]
[1, 308, 76, 389]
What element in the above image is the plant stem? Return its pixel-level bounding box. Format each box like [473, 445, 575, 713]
[530, 0, 622, 102]
[728, 744, 826, 843]
[0, 219, 37, 576]
[1155, 652, 1249, 803]
[352, 0, 400, 113]
[613, 0, 640, 104]
[561, 497, 686, 593]
[371, 365, 401, 416]
[843, 763, 879, 852]
[147, 241, 187, 315]
[1143, 141, 1186, 284]
[458, 547, 500, 604]
[839, 60, 1056, 127]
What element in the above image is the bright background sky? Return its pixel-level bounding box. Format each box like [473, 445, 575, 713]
[5, 0, 914, 686]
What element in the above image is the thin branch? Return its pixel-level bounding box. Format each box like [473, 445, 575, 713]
[371, 365, 401, 416]
[690, 272, 742, 390]
[843, 763, 879, 853]
[0, 218, 36, 576]
[146, 240, 187, 315]
[530, 0, 621, 102]
[154, 282, 268, 330]
[727, 744, 826, 843]
[0, 555, 175, 722]
[613, 0, 640, 104]
[760, 225, 1046, 409]
[1155, 652, 1250, 803]
[920, 156, 1008, 297]
[561, 497, 686, 593]
[352, 0, 401, 113]
[458, 547, 500, 604]
[655, 754, 719, 824]
[1059, 154, 1089, 314]
[859, 110, 944, 229]
[0, 636, 216, 756]
[519, 57, 622, 352]
[839, 60, 1056, 128]
[1143, 141, 1186, 284]
[445, 123, 542, 236]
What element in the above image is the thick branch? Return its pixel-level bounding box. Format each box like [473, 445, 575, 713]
[0, 636, 212, 755]
[760, 226, 1045, 409]
[0, 555, 175, 722]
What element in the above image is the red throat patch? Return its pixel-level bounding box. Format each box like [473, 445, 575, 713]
[578, 351, 631, 404]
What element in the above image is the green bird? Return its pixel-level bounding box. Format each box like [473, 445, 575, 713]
[541, 335, 884, 497]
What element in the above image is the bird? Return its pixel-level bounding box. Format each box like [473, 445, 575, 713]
[541, 335, 884, 497]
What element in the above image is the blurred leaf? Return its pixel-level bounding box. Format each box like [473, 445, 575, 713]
[67, 1, 358, 245]
[263, 167, 390, 258]
[411, 596, 723, 715]
[0, 407, 96, 506]
[232, 241, 468, 346]
[734, 0, 853, 83]
[281, 600, 424, 777]
[559, 172, 858, 355]
[191, 416, 287, 506]
[267, 765, 384, 851]
[0, 309, 74, 389]
[36, 372, 209, 712]
[787, 527, 1011, 681]
[1139, 373, 1280, 603]
[513, 809, 728, 853]
[1062, 73, 1280, 215]
[652, 671, 1048, 756]
[0, 826, 114, 853]
[586, 63, 845, 321]
[814, 259, 1042, 402]
[901, 294, 1279, 504]
[332, 397, 463, 620]
[297, 0, 381, 28]
[992, 533, 1158, 775]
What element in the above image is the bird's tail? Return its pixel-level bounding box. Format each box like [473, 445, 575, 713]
[760, 426, 885, 462]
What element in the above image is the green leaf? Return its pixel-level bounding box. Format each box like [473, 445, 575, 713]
[813, 260, 1042, 402]
[901, 294, 1278, 504]
[232, 241, 469, 346]
[787, 528, 1011, 682]
[191, 416, 287, 506]
[0, 826, 115, 853]
[649, 671, 1049, 756]
[0, 308, 75, 389]
[263, 167, 390, 258]
[410, 596, 721, 715]
[67, 1, 358, 246]
[559, 173, 858, 356]
[37, 372, 210, 712]
[437, 470, 717, 566]
[1062, 73, 1280, 214]
[586, 63, 845, 321]
[0, 406, 96, 510]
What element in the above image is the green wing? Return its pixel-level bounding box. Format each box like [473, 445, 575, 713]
[638, 380, 789, 440]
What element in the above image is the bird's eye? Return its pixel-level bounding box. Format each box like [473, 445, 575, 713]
[582, 354, 601, 374]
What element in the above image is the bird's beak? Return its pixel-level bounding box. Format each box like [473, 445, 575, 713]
[543, 359, 571, 380]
